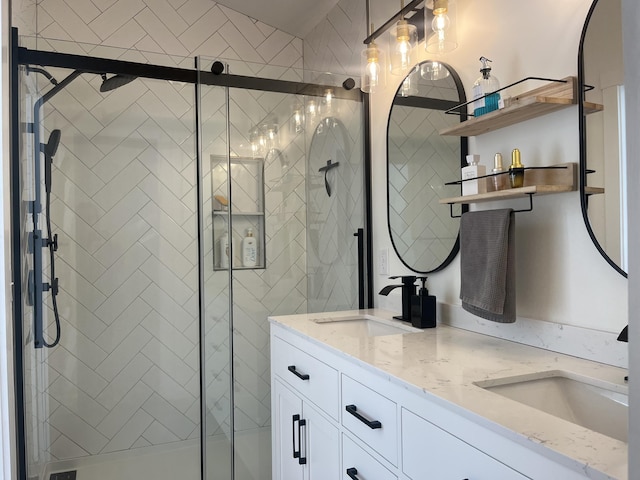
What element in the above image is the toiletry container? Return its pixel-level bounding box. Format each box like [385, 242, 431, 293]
[472, 57, 501, 117]
[242, 228, 257, 267]
[411, 277, 436, 328]
[509, 148, 525, 188]
[461, 154, 486, 196]
[491, 153, 506, 191]
[219, 231, 230, 269]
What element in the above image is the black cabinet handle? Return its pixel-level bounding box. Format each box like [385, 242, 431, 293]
[345, 404, 382, 429]
[298, 418, 307, 465]
[288, 365, 310, 381]
[292, 414, 300, 459]
[346, 467, 360, 479]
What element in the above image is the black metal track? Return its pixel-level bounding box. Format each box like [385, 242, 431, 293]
[363, 94, 374, 307]
[10, 27, 27, 480]
[17, 46, 362, 102]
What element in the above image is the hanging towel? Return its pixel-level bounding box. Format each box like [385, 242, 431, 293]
[460, 209, 516, 323]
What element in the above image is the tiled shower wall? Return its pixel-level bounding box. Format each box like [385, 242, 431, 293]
[303, 0, 365, 312]
[13, 0, 305, 463]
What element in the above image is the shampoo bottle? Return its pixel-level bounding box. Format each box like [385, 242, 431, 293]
[242, 228, 257, 267]
[219, 231, 230, 269]
[472, 57, 501, 117]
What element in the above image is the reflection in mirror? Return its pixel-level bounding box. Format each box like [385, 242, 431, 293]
[387, 61, 468, 273]
[308, 117, 350, 265]
[580, 0, 627, 276]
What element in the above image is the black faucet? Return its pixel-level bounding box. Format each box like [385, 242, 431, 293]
[379, 275, 416, 322]
[617, 326, 628, 382]
[617, 325, 628, 342]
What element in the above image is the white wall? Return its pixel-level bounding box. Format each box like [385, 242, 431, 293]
[371, 0, 627, 333]
[622, 0, 639, 476]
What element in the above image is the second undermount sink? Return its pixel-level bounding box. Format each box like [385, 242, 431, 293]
[311, 315, 421, 337]
[475, 370, 628, 442]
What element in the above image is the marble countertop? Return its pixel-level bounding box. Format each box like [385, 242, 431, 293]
[269, 308, 628, 480]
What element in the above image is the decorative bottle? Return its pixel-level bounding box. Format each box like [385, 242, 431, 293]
[472, 57, 501, 117]
[509, 149, 525, 188]
[492, 153, 506, 191]
[242, 228, 257, 268]
[461, 154, 486, 196]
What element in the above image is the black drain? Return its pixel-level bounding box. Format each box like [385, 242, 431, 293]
[50, 471, 77, 480]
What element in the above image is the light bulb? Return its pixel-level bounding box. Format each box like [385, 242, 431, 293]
[394, 38, 412, 72]
[366, 43, 381, 89]
[426, 0, 457, 54]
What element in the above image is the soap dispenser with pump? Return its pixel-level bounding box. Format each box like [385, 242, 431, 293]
[472, 56, 501, 117]
[411, 277, 437, 328]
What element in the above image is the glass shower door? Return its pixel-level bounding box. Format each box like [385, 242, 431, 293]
[16, 56, 216, 480]
[197, 56, 365, 480]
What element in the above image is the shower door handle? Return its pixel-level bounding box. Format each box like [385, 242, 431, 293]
[354, 228, 364, 309]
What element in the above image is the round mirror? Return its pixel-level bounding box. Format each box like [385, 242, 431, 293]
[579, 0, 627, 277]
[386, 61, 468, 273]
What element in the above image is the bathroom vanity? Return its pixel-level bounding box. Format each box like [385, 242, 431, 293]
[270, 310, 627, 480]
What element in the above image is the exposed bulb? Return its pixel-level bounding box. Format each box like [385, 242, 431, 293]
[432, 12, 450, 42]
[366, 44, 381, 89]
[394, 38, 412, 72]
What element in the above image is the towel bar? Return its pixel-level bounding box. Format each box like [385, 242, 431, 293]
[448, 193, 534, 218]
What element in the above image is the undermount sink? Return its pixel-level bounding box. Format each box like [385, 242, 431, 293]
[475, 370, 628, 442]
[311, 315, 421, 337]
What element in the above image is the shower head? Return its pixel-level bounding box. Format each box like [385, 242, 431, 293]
[43, 129, 61, 158]
[100, 74, 137, 92]
[43, 129, 61, 194]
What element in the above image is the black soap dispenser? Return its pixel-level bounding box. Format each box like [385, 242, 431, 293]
[411, 277, 437, 329]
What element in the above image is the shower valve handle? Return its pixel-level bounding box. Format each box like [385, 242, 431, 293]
[46, 233, 58, 252]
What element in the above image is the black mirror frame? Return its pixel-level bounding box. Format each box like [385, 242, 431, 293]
[386, 61, 469, 274]
[578, 0, 627, 278]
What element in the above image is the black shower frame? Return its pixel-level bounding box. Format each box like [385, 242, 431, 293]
[10, 27, 373, 480]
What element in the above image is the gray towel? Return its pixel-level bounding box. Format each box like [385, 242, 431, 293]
[460, 209, 515, 323]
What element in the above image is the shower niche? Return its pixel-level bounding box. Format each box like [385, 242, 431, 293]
[211, 156, 266, 270]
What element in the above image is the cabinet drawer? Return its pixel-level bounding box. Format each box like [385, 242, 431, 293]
[272, 335, 339, 419]
[341, 374, 398, 466]
[342, 434, 397, 480]
[401, 408, 528, 479]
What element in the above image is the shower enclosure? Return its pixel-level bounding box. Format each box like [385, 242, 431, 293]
[12, 32, 368, 480]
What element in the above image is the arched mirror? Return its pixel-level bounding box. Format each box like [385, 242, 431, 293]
[579, 0, 627, 277]
[387, 61, 468, 273]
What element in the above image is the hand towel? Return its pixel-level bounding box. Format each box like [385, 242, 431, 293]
[460, 209, 515, 323]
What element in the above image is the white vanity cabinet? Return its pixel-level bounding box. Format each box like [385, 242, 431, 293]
[401, 408, 527, 480]
[271, 323, 599, 480]
[271, 335, 340, 479]
[273, 379, 340, 479]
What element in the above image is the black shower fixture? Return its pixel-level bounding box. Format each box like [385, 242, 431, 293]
[342, 78, 356, 90]
[25, 65, 58, 85]
[211, 61, 225, 75]
[100, 73, 137, 92]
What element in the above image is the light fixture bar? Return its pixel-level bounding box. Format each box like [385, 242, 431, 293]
[363, 0, 424, 45]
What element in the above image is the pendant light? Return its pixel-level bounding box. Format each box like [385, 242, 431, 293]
[361, 0, 386, 94]
[420, 61, 450, 81]
[389, 0, 418, 76]
[425, 0, 458, 54]
[361, 22, 386, 93]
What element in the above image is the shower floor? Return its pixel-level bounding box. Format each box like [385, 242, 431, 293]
[43, 427, 271, 480]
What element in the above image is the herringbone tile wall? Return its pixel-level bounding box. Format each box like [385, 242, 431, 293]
[14, 0, 308, 465]
[14, 0, 365, 472]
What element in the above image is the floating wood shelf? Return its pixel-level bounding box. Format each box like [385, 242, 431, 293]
[440, 163, 578, 212]
[584, 101, 604, 114]
[585, 186, 605, 195]
[440, 185, 575, 206]
[440, 77, 591, 137]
